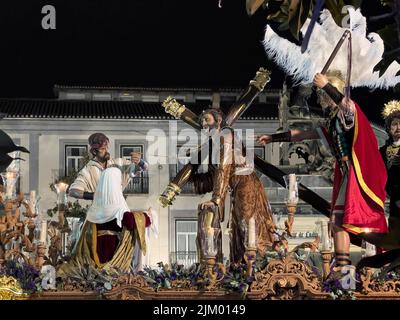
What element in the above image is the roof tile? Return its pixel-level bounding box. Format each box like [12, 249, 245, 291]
[0, 99, 278, 120]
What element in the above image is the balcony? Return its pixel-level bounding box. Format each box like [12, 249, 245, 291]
[124, 176, 149, 194]
[169, 251, 198, 268]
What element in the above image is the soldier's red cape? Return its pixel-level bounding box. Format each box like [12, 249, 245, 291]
[329, 102, 388, 234]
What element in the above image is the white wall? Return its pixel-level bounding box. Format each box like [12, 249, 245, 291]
[2, 118, 285, 267]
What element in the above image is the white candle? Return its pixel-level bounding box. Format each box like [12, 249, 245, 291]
[40, 221, 47, 244]
[30, 190, 36, 213]
[248, 217, 256, 248]
[320, 221, 330, 251]
[288, 174, 298, 203]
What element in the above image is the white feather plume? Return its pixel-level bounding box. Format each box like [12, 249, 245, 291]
[263, 8, 400, 90]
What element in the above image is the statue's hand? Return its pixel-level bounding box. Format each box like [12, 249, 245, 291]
[313, 73, 328, 88]
[256, 134, 272, 145]
[200, 201, 216, 210]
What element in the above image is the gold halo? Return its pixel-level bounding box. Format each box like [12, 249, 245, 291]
[382, 100, 400, 119]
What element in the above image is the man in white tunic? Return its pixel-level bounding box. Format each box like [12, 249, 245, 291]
[69, 132, 148, 200]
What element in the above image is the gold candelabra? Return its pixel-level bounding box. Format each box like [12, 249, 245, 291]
[0, 189, 46, 270]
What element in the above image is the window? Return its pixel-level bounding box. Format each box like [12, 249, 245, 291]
[253, 146, 265, 159]
[120, 144, 144, 162]
[173, 220, 198, 267]
[65, 145, 88, 176]
[119, 144, 148, 194]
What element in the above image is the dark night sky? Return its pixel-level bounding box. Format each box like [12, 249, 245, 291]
[0, 0, 398, 124]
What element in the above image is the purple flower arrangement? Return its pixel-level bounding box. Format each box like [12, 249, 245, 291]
[141, 261, 253, 297]
[140, 262, 208, 291]
[0, 260, 40, 294]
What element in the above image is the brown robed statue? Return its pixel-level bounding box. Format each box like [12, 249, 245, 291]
[197, 108, 276, 263]
[159, 68, 276, 263]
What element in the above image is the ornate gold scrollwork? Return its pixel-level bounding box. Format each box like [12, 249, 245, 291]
[0, 275, 29, 300]
[249, 67, 271, 92]
[162, 97, 187, 119]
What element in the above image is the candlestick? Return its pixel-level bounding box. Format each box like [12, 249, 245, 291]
[54, 182, 69, 229]
[40, 220, 47, 244]
[29, 190, 36, 213]
[288, 173, 298, 204]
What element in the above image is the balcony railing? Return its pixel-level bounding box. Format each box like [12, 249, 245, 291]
[124, 176, 149, 194]
[170, 176, 196, 194]
[169, 251, 198, 268]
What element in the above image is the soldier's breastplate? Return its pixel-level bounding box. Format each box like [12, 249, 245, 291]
[327, 116, 352, 164]
[387, 145, 400, 190]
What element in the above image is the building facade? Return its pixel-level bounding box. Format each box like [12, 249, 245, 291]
[0, 85, 389, 266]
